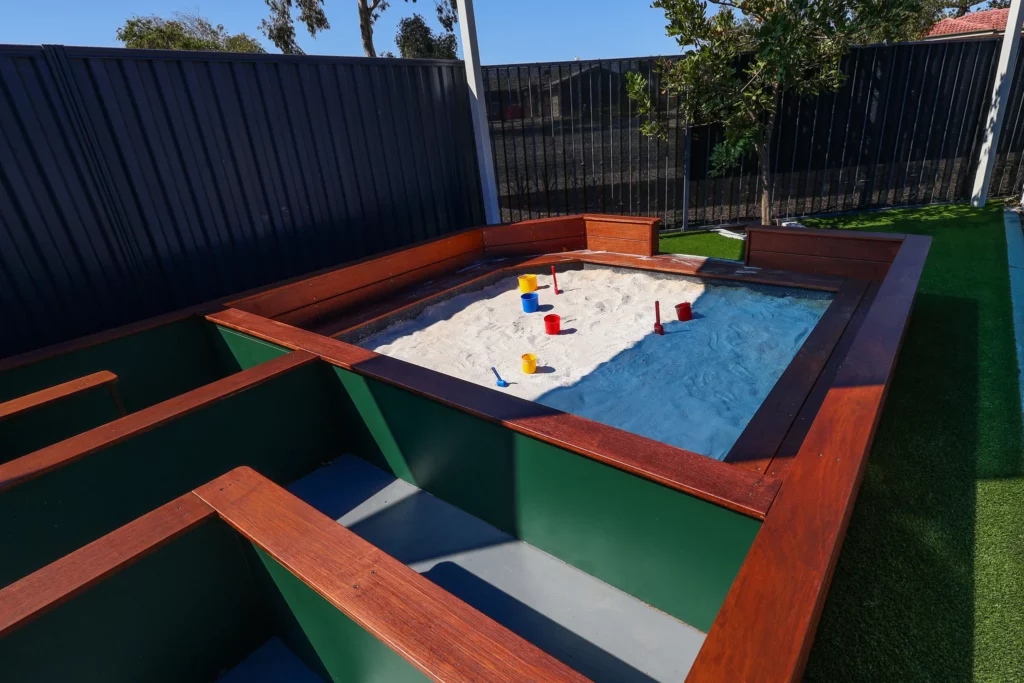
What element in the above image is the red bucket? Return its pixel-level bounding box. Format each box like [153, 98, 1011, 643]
[544, 314, 561, 335]
[675, 302, 693, 322]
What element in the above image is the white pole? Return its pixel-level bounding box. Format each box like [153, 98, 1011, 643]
[457, 0, 501, 224]
[972, 0, 1024, 207]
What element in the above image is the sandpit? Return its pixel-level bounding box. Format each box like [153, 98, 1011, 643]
[357, 266, 832, 460]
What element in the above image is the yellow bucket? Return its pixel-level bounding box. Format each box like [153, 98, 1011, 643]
[518, 274, 538, 293]
[521, 353, 538, 374]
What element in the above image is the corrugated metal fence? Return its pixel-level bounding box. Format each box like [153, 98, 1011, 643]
[483, 38, 1024, 228]
[0, 45, 483, 358]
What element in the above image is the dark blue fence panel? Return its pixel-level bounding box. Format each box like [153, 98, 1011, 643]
[0, 45, 483, 358]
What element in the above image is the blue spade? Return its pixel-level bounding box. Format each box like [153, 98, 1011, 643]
[491, 367, 509, 388]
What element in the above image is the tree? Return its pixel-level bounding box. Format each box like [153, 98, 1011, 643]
[935, 1, 1008, 17]
[259, 0, 329, 54]
[116, 12, 266, 53]
[358, 0, 457, 58]
[435, 0, 459, 33]
[628, 1, 934, 225]
[394, 13, 457, 59]
[358, 0, 403, 58]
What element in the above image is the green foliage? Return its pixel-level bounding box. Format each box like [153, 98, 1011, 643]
[932, 1, 1009, 17]
[357, 0, 418, 57]
[259, 0, 329, 55]
[630, 1, 933, 221]
[394, 13, 457, 59]
[116, 13, 266, 53]
[435, 0, 459, 33]
[359, 0, 457, 58]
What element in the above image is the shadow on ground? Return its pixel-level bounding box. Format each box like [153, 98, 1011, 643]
[805, 293, 978, 682]
[805, 202, 1024, 682]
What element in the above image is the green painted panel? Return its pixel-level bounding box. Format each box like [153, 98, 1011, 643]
[334, 368, 519, 536]
[0, 318, 226, 413]
[335, 371, 421, 484]
[513, 436, 760, 632]
[0, 520, 271, 683]
[253, 547, 425, 683]
[215, 329, 386, 473]
[0, 322, 289, 464]
[333, 367, 759, 631]
[0, 384, 122, 464]
[206, 324, 291, 371]
[0, 362, 346, 587]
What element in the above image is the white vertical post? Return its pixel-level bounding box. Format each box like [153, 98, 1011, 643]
[972, 0, 1024, 207]
[457, 0, 500, 224]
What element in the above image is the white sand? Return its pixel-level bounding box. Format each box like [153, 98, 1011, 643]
[358, 267, 831, 460]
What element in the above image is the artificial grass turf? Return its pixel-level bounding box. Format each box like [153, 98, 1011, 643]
[658, 230, 745, 261]
[798, 203, 1024, 682]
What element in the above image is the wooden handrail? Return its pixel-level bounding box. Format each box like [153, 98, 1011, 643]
[0, 351, 317, 492]
[0, 371, 125, 423]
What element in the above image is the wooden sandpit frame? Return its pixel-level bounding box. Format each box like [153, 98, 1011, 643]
[0, 214, 929, 682]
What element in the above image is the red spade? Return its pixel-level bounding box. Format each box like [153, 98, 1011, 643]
[654, 301, 664, 335]
[551, 266, 560, 295]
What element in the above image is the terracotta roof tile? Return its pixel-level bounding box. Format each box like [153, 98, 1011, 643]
[927, 8, 1010, 37]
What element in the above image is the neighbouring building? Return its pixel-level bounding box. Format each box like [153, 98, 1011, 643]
[925, 8, 1013, 41]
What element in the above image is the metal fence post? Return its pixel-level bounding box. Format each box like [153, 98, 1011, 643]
[457, 0, 501, 224]
[682, 121, 691, 231]
[972, 0, 1024, 206]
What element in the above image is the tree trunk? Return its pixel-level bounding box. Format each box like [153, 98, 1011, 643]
[754, 136, 772, 226]
[753, 100, 778, 226]
[358, 0, 376, 58]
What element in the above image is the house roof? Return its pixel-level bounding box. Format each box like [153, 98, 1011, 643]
[927, 8, 1010, 38]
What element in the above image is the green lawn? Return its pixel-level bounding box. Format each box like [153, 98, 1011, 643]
[665, 205, 1024, 680]
[658, 230, 745, 261]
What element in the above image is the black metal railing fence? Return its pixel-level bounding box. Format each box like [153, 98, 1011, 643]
[484, 37, 1024, 229]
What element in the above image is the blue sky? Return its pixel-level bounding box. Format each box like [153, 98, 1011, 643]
[1, 1, 683, 65]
